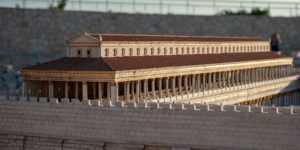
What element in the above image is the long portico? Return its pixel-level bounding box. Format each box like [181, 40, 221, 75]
[22, 62, 299, 104]
[20, 33, 299, 106]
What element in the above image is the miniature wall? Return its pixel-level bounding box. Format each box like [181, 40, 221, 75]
[1, 8, 300, 70]
[0, 96, 299, 150]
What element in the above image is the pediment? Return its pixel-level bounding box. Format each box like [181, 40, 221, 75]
[67, 34, 99, 44]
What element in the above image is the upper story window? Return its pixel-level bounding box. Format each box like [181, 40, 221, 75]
[144, 48, 147, 55]
[77, 49, 82, 57]
[164, 47, 167, 55]
[151, 48, 154, 55]
[197, 47, 200, 54]
[105, 48, 109, 56]
[157, 48, 161, 55]
[113, 48, 117, 56]
[176, 47, 179, 54]
[129, 48, 133, 56]
[122, 48, 126, 56]
[170, 47, 173, 54]
[137, 48, 140, 55]
[87, 49, 91, 57]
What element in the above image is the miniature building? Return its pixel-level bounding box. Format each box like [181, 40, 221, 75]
[21, 33, 299, 105]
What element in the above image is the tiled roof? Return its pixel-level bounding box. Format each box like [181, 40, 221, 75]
[87, 34, 267, 42]
[23, 52, 286, 71]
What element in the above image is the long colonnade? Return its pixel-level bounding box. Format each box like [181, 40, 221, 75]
[239, 90, 300, 107]
[23, 65, 299, 103]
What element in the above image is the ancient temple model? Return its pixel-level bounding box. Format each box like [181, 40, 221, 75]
[20, 33, 300, 106]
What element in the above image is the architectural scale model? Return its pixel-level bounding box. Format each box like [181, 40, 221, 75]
[20, 33, 300, 106]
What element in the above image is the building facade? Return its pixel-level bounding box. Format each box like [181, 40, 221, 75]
[20, 33, 300, 105]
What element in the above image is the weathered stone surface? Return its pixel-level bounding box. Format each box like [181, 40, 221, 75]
[0, 100, 299, 150]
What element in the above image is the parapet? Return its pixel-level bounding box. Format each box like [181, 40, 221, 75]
[0, 95, 299, 115]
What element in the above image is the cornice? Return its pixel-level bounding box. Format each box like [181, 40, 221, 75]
[21, 57, 292, 83]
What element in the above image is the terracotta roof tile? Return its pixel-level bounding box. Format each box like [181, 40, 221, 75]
[23, 52, 286, 71]
[88, 34, 266, 42]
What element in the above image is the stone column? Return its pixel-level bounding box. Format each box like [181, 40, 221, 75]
[126, 82, 130, 101]
[143, 79, 148, 99]
[178, 76, 182, 95]
[166, 77, 170, 97]
[236, 70, 239, 86]
[136, 80, 140, 102]
[131, 81, 135, 101]
[197, 74, 201, 92]
[213, 73, 216, 89]
[48, 81, 54, 98]
[202, 73, 206, 91]
[208, 73, 212, 90]
[172, 76, 176, 96]
[98, 82, 102, 100]
[22, 81, 27, 97]
[184, 75, 188, 94]
[222, 72, 226, 88]
[250, 69, 254, 83]
[107, 82, 111, 101]
[218, 72, 222, 89]
[192, 75, 195, 93]
[64, 82, 69, 98]
[159, 78, 162, 98]
[231, 71, 235, 86]
[151, 79, 156, 99]
[82, 81, 88, 100]
[227, 71, 231, 87]
[110, 82, 118, 103]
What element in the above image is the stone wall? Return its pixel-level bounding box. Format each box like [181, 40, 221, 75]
[1, 8, 300, 90]
[0, 97, 299, 150]
[1, 8, 300, 69]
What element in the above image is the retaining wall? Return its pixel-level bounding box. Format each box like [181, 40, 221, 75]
[0, 97, 299, 150]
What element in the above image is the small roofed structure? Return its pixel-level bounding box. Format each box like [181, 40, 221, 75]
[21, 33, 297, 105]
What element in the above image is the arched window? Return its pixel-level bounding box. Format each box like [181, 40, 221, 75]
[137, 48, 140, 55]
[113, 48, 117, 56]
[144, 48, 147, 55]
[157, 48, 161, 55]
[181, 47, 185, 54]
[192, 47, 195, 54]
[121, 48, 126, 56]
[170, 47, 173, 54]
[187, 47, 190, 54]
[197, 47, 200, 54]
[129, 48, 133, 56]
[164, 47, 167, 55]
[105, 48, 109, 56]
[151, 48, 154, 55]
[176, 47, 179, 54]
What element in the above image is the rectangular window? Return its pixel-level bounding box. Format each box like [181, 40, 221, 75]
[77, 50, 81, 57]
[87, 50, 91, 57]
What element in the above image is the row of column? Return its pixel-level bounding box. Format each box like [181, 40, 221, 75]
[240, 90, 300, 107]
[22, 65, 300, 102]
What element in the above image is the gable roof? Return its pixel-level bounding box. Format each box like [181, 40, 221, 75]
[67, 33, 267, 43]
[23, 52, 286, 72]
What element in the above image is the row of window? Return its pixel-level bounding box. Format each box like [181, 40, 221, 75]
[77, 49, 91, 57]
[104, 45, 269, 57]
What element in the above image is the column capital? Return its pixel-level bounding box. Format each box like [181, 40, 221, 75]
[110, 82, 118, 86]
